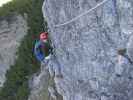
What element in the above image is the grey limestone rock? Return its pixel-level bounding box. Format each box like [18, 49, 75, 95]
[34, 0, 133, 99]
[0, 14, 28, 87]
[127, 35, 133, 62]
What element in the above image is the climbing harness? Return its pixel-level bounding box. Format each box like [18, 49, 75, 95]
[54, 0, 109, 27]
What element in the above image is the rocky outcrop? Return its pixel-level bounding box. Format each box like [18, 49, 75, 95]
[42, 0, 133, 100]
[0, 14, 28, 87]
[127, 35, 133, 62]
[28, 64, 51, 100]
[26, 0, 133, 100]
[28, 61, 63, 100]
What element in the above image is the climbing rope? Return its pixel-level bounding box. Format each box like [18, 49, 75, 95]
[54, 0, 109, 27]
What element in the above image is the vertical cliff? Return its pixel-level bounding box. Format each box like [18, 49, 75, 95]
[42, 0, 133, 100]
[0, 14, 28, 87]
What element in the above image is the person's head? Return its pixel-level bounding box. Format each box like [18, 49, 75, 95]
[117, 48, 126, 56]
[40, 32, 48, 42]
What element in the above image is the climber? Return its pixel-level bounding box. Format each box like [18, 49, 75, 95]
[34, 32, 52, 64]
[115, 48, 133, 77]
[34, 32, 63, 78]
[117, 48, 133, 64]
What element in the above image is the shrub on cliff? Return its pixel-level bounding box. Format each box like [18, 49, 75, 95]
[0, 0, 47, 100]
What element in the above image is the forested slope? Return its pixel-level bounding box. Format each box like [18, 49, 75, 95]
[0, 0, 47, 100]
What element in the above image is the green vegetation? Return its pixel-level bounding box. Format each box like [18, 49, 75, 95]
[0, 0, 48, 100]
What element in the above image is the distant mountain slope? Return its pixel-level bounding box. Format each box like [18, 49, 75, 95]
[0, 0, 46, 100]
[0, 14, 28, 87]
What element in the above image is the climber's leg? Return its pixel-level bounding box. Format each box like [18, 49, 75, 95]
[54, 65, 63, 78]
[48, 86, 57, 100]
[46, 59, 55, 77]
[46, 54, 63, 78]
[49, 65, 55, 77]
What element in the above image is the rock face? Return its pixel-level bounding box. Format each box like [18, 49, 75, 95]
[127, 35, 133, 62]
[0, 14, 28, 87]
[41, 0, 133, 100]
[28, 64, 51, 100]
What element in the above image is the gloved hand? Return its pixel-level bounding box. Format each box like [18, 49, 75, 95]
[42, 54, 52, 67]
[45, 54, 52, 60]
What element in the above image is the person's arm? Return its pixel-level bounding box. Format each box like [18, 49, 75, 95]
[34, 41, 45, 62]
[46, 41, 53, 55]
